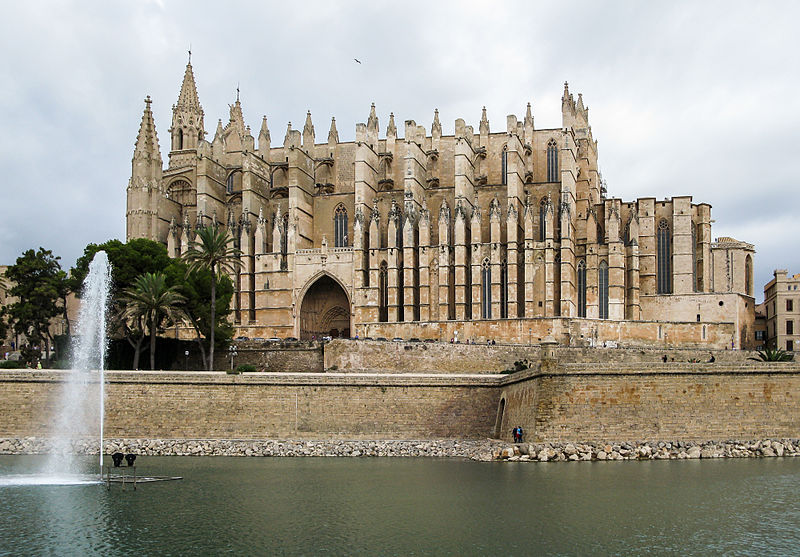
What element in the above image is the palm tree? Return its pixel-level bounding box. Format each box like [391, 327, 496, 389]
[182, 225, 242, 370]
[120, 272, 187, 370]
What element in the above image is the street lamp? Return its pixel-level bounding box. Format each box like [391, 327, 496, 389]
[229, 345, 238, 370]
[184, 350, 189, 371]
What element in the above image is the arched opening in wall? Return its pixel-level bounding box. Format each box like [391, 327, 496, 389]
[745, 254, 753, 296]
[379, 261, 388, 322]
[494, 396, 507, 439]
[577, 259, 587, 317]
[166, 179, 196, 208]
[539, 197, 548, 242]
[334, 204, 348, 247]
[481, 258, 492, 319]
[657, 218, 672, 294]
[546, 139, 558, 182]
[177, 128, 184, 150]
[599, 260, 609, 319]
[299, 274, 351, 340]
[501, 145, 508, 186]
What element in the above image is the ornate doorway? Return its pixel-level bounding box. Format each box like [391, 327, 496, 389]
[299, 275, 351, 339]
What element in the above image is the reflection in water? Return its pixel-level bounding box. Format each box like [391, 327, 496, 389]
[1, 455, 799, 555]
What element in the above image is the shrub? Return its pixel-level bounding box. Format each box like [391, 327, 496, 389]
[0, 360, 23, 369]
[236, 364, 257, 373]
[750, 348, 794, 362]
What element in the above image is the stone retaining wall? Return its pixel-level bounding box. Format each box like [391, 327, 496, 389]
[0, 371, 499, 441]
[498, 363, 800, 443]
[324, 339, 755, 373]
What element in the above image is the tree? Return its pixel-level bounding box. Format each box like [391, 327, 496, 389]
[71, 238, 172, 369]
[5, 248, 67, 364]
[164, 259, 234, 370]
[182, 226, 242, 370]
[119, 272, 187, 370]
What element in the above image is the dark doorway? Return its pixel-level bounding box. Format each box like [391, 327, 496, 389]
[299, 275, 351, 340]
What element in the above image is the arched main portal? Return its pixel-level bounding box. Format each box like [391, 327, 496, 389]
[299, 274, 351, 340]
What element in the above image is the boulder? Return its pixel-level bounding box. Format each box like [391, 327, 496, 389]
[686, 446, 701, 459]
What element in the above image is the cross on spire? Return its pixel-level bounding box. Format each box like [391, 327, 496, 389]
[188, 44, 192, 64]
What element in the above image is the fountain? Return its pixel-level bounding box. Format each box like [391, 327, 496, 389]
[0, 251, 112, 487]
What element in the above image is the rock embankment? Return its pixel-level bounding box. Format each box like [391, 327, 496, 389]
[0, 438, 497, 459]
[0, 438, 798, 461]
[491, 440, 800, 462]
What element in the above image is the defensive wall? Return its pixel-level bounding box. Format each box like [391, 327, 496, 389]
[0, 346, 797, 446]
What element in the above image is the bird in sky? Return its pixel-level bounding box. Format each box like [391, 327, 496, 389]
[354, 58, 361, 64]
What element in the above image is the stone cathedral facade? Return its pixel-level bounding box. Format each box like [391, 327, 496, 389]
[126, 61, 756, 348]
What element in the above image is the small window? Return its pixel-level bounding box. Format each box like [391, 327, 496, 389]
[787, 340, 794, 352]
[787, 320, 793, 335]
[788, 299, 793, 312]
[755, 330, 765, 341]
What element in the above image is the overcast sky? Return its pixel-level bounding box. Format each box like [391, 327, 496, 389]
[1, 1, 798, 301]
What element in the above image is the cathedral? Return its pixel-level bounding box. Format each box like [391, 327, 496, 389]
[126, 60, 756, 348]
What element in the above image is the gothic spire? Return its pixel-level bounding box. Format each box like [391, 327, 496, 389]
[525, 102, 533, 127]
[479, 106, 489, 135]
[303, 110, 315, 148]
[134, 96, 162, 162]
[432, 109, 442, 138]
[387, 112, 397, 138]
[328, 117, 339, 144]
[367, 102, 378, 131]
[258, 116, 271, 157]
[176, 60, 202, 112]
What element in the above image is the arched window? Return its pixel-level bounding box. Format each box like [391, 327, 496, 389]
[623, 222, 631, 246]
[177, 128, 183, 150]
[226, 173, 235, 194]
[481, 258, 492, 319]
[745, 254, 753, 296]
[577, 259, 587, 317]
[334, 204, 348, 247]
[379, 261, 388, 322]
[546, 139, 558, 182]
[657, 219, 672, 294]
[691, 222, 698, 292]
[597, 223, 605, 245]
[501, 145, 508, 186]
[539, 197, 548, 241]
[166, 179, 195, 207]
[500, 260, 508, 318]
[281, 214, 289, 255]
[598, 260, 609, 319]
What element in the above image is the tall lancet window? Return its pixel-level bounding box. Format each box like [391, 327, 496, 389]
[501, 145, 508, 186]
[379, 261, 388, 322]
[546, 139, 558, 182]
[481, 258, 492, 319]
[577, 259, 587, 317]
[281, 214, 289, 255]
[177, 128, 183, 150]
[500, 260, 508, 318]
[657, 218, 672, 294]
[598, 260, 609, 319]
[539, 197, 548, 242]
[691, 222, 698, 292]
[334, 204, 348, 247]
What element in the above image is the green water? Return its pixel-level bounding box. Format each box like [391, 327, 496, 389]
[1, 455, 798, 555]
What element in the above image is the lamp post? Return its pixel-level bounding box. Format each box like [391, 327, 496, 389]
[184, 350, 189, 371]
[229, 345, 238, 371]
